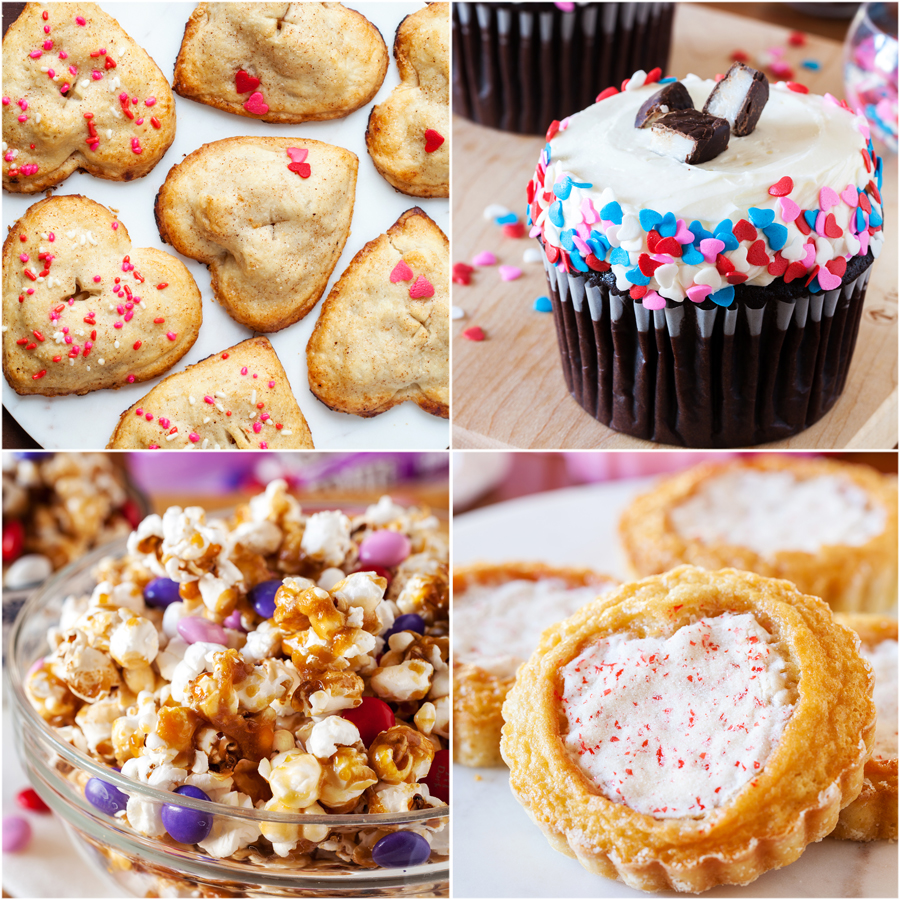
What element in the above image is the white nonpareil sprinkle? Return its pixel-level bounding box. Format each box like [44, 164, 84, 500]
[189, 395, 196, 405]
[203, 417, 210, 424]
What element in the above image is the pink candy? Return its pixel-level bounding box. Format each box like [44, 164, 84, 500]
[177, 617, 228, 646]
[3, 816, 31, 853]
[358, 530, 411, 568]
[472, 251, 496, 266]
[499, 265, 522, 281]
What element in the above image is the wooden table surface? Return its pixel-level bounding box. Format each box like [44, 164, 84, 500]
[451, 3, 898, 450]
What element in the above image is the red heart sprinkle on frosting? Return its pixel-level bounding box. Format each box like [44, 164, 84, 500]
[746, 240, 770, 267]
[824, 213, 843, 238]
[726, 272, 748, 284]
[409, 275, 434, 298]
[630, 285, 647, 299]
[767, 253, 789, 276]
[768, 176, 793, 196]
[783, 261, 807, 283]
[654, 236, 682, 257]
[235, 70, 260, 93]
[390, 260, 414, 283]
[585, 254, 610, 272]
[826, 256, 847, 278]
[732, 219, 757, 242]
[424, 129, 444, 153]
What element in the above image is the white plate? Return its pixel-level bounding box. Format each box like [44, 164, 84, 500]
[2, 2, 449, 450]
[452, 478, 899, 899]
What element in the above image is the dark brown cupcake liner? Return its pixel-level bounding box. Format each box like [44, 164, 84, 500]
[453, 2, 675, 135]
[543, 249, 872, 447]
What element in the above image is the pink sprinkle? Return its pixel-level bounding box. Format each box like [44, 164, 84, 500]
[131, 96, 138, 105]
[19, 253, 29, 262]
[99, 48, 106, 55]
[111, 222, 118, 230]
[113, 322, 123, 329]
[5, 151, 15, 162]
[43, 40, 53, 50]
[166, 331, 176, 341]
[68, 65, 77, 76]
[18, 114, 27, 123]
[149, 445, 159, 450]
[1, 98, 8, 105]
[189, 432, 200, 443]
[145, 413, 154, 421]
[47, 69, 55, 78]
[48, 233, 54, 242]
[75, 16, 86, 25]
[253, 374, 258, 379]
[64, 335, 72, 345]
[29, 50, 41, 59]
[260, 442, 268, 450]
[91, 71, 102, 80]
[498, 265, 522, 281]
[44, 25, 50, 34]
[159, 417, 170, 429]
[241, 366, 248, 375]
[59, 51, 68, 60]
[59, 83, 70, 94]
[117, 304, 125, 315]
[135, 117, 143, 125]
[268, 380, 275, 388]
[472, 251, 497, 266]
[642, 290, 666, 310]
[18, 98, 27, 110]
[119, 91, 128, 102]
[686, 284, 712, 303]
[124, 310, 133, 322]
[204, 395, 214, 404]
[127, 375, 135, 383]
[93, 275, 101, 283]
[145, 97, 157, 107]
[253, 422, 262, 434]
[135, 408, 143, 417]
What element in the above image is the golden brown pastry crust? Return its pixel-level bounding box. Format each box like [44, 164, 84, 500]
[619, 456, 898, 613]
[3, 196, 201, 396]
[501, 566, 876, 893]
[3, 3, 176, 193]
[306, 207, 448, 418]
[832, 613, 898, 842]
[365, 4, 449, 198]
[173, 3, 388, 124]
[453, 563, 618, 768]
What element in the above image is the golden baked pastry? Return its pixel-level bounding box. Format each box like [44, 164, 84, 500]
[173, 2, 388, 123]
[832, 613, 898, 841]
[306, 207, 448, 418]
[3, 3, 176, 193]
[155, 136, 357, 332]
[3, 196, 201, 396]
[107, 337, 314, 449]
[453, 562, 617, 768]
[620, 455, 898, 613]
[501, 566, 875, 893]
[366, 3, 449, 198]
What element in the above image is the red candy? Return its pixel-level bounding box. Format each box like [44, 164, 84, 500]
[341, 697, 395, 746]
[120, 498, 143, 530]
[786, 82, 808, 94]
[545, 120, 560, 142]
[288, 161, 311, 178]
[423, 748, 449, 803]
[826, 257, 847, 279]
[767, 253, 789, 277]
[595, 86, 619, 103]
[783, 261, 807, 283]
[746, 241, 770, 267]
[502, 222, 525, 238]
[629, 285, 647, 300]
[409, 276, 435, 299]
[645, 67, 662, 85]
[824, 214, 843, 238]
[788, 31, 806, 46]
[390, 260, 414, 283]
[732, 219, 757, 242]
[767, 176, 793, 197]
[16, 788, 50, 814]
[234, 69, 260, 93]
[2, 519, 25, 562]
[731, 50, 749, 62]
[423, 129, 445, 153]
[462, 326, 485, 341]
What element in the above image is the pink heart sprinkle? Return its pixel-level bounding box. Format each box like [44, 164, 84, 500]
[686, 284, 712, 303]
[573, 236, 591, 256]
[699, 238, 725, 263]
[472, 251, 496, 266]
[582, 198, 600, 224]
[674, 220, 694, 245]
[819, 186, 839, 211]
[499, 265, 522, 281]
[815, 210, 827, 236]
[390, 260, 414, 283]
[817, 268, 842, 290]
[286, 147, 308, 164]
[575, 222, 590, 240]
[409, 275, 435, 299]
[779, 196, 800, 223]
[243, 92, 269, 115]
[642, 290, 666, 310]
[840, 185, 859, 208]
[801, 244, 817, 267]
[858, 230, 870, 255]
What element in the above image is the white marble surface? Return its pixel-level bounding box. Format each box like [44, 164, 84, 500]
[452, 475, 899, 898]
[2, 2, 449, 451]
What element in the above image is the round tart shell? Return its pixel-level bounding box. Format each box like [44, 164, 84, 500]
[501, 565, 876, 893]
[619, 456, 898, 613]
[832, 613, 898, 842]
[453, 562, 617, 768]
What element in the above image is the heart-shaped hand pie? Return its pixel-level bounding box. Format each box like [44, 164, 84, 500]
[3, 195, 201, 396]
[366, 3, 449, 198]
[155, 137, 358, 332]
[173, 2, 388, 123]
[107, 336, 314, 449]
[306, 207, 448, 418]
[2, 3, 176, 193]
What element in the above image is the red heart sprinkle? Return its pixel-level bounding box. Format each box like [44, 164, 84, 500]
[409, 275, 434, 298]
[746, 240, 769, 267]
[646, 230, 661, 252]
[452, 271, 471, 285]
[858, 192, 872, 214]
[503, 222, 526, 238]
[824, 214, 843, 238]
[805, 265, 820, 287]
[585, 254, 610, 272]
[630, 285, 648, 299]
[243, 91, 268, 115]
[287, 161, 310, 177]
[453, 262, 474, 275]
[390, 260, 414, 283]
[732, 219, 757, 242]
[595, 86, 619, 102]
[767, 253, 789, 276]
[462, 326, 485, 341]
[545, 120, 560, 142]
[655, 236, 682, 257]
[783, 261, 807, 283]
[638, 253, 661, 277]
[786, 82, 809, 94]
[715, 253, 735, 275]
[526, 181, 537, 204]
[861, 149, 872, 172]
[768, 176, 793, 196]
[546, 245, 560, 264]
[795, 215, 811, 236]
[645, 67, 662, 84]
[424, 129, 444, 153]
[826, 257, 847, 278]
[867, 180, 881, 203]
[726, 272, 748, 285]
[235, 70, 260, 93]
[732, 50, 749, 62]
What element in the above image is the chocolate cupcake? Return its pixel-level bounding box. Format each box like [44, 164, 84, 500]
[453, 2, 675, 135]
[528, 68, 886, 447]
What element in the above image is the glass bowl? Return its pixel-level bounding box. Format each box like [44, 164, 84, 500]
[7, 539, 449, 898]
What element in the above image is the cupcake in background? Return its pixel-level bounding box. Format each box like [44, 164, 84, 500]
[453, 2, 675, 134]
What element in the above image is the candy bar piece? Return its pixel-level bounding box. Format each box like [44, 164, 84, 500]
[634, 81, 694, 128]
[650, 110, 730, 165]
[703, 62, 769, 136]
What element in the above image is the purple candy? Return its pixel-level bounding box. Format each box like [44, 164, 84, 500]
[384, 613, 426, 642]
[223, 609, 245, 631]
[371, 830, 431, 868]
[177, 616, 228, 645]
[2, 816, 31, 853]
[162, 785, 213, 844]
[85, 777, 129, 817]
[144, 577, 182, 608]
[249, 579, 282, 619]
[358, 531, 411, 568]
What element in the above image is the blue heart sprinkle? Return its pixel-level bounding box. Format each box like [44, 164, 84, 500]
[710, 286, 735, 307]
[762, 223, 788, 251]
[808, 275, 821, 294]
[527, 210, 533, 227]
[559, 229, 577, 252]
[689, 220, 713, 243]
[609, 247, 630, 266]
[714, 220, 738, 251]
[600, 201, 623, 225]
[549, 201, 565, 228]
[496, 212, 519, 225]
[568, 249, 589, 272]
[571, 180, 593, 189]
[553, 177, 573, 200]
[870, 207, 883, 228]
[801, 59, 821, 70]
[856, 207, 866, 232]
[659, 77, 677, 84]
[627, 267, 650, 286]
[658, 212, 677, 237]
[544, 143, 553, 160]
[534, 296, 553, 313]
[639, 209, 663, 232]
[803, 209, 818, 231]
[681, 244, 704, 265]
[747, 207, 774, 228]
[587, 234, 609, 259]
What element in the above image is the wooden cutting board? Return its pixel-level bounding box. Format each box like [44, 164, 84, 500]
[451, 4, 898, 450]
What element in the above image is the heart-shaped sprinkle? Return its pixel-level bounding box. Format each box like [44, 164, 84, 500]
[499, 265, 522, 281]
[638, 253, 661, 277]
[768, 176, 793, 196]
[423, 129, 445, 153]
[654, 237, 682, 257]
[674, 221, 694, 245]
[582, 198, 600, 224]
[746, 240, 769, 267]
[817, 267, 842, 290]
[826, 257, 847, 278]
[819, 186, 839, 211]
[840, 185, 859, 207]
[824, 214, 843, 239]
[409, 275, 434, 298]
[710, 286, 735, 307]
[451, 306, 465, 320]
[646, 230, 661, 253]
[802, 209, 818, 232]
[762, 223, 788, 251]
[726, 272, 748, 284]
[778, 197, 800, 223]
[630, 285, 648, 299]
[767, 253, 789, 277]
[699, 238, 725, 263]
[286, 147, 308, 164]
[715, 253, 735, 275]
[642, 290, 666, 310]
[783, 261, 807, 283]
[801, 243, 817, 267]
[657, 212, 677, 238]
[243, 92, 269, 115]
[858, 192, 872, 214]
[639, 209, 662, 232]
[390, 260, 414, 283]
[288, 161, 311, 177]
[732, 219, 757, 242]
[235, 70, 260, 93]
[462, 326, 485, 341]
[686, 284, 711, 303]
[472, 251, 496, 266]
[748, 207, 775, 228]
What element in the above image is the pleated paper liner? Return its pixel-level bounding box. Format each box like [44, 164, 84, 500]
[453, 2, 675, 135]
[543, 250, 873, 447]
